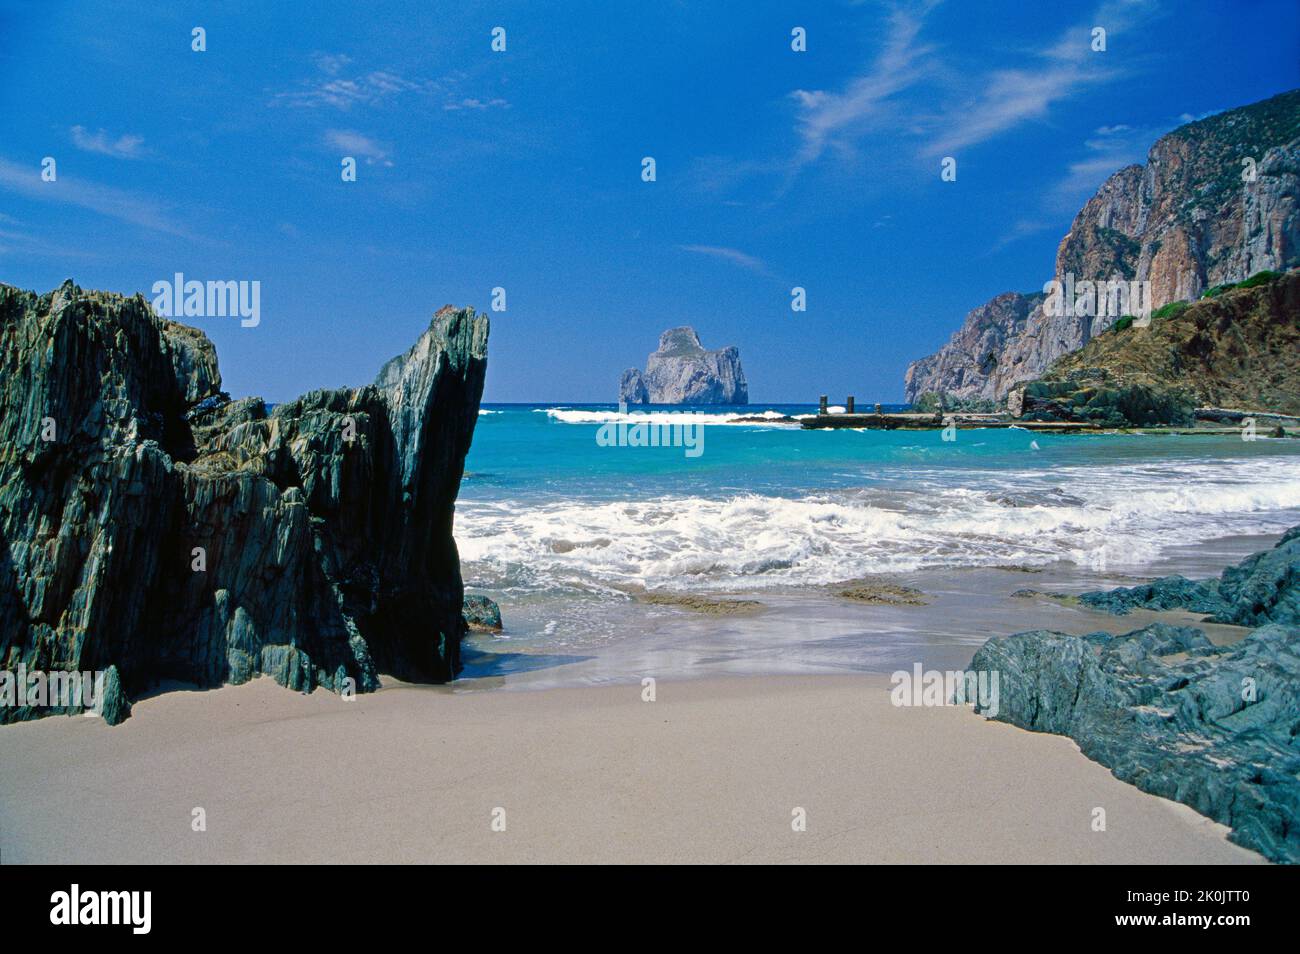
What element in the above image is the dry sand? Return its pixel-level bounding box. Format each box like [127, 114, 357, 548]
[0, 674, 1263, 864]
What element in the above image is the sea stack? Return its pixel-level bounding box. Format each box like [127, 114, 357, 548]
[619, 326, 748, 404]
[0, 281, 488, 724]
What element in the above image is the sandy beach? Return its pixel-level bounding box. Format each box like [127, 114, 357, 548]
[0, 673, 1263, 864]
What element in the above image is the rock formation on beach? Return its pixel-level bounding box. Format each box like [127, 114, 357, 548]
[907, 89, 1300, 405]
[1078, 525, 1300, 627]
[619, 326, 748, 404]
[1011, 268, 1300, 426]
[0, 282, 488, 724]
[969, 528, 1300, 863]
[462, 594, 504, 631]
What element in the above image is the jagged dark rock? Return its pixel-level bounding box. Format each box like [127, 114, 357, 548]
[619, 326, 747, 404]
[462, 594, 503, 631]
[0, 282, 487, 724]
[970, 621, 1300, 863]
[1079, 526, 1300, 626]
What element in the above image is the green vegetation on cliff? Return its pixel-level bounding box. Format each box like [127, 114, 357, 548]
[1016, 268, 1300, 424]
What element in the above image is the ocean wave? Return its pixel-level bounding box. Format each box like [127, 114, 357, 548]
[537, 407, 800, 426]
[457, 457, 1300, 591]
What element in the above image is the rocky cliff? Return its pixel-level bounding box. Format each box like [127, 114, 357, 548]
[620, 326, 748, 404]
[907, 89, 1300, 404]
[1013, 267, 1300, 425]
[0, 282, 487, 724]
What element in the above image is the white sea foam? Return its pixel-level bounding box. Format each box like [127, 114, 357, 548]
[457, 457, 1300, 591]
[537, 407, 799, 426]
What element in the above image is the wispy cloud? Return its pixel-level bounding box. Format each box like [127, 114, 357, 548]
[70, 125, 146, 159]
[271, 55, 511, 116]
[271, 56, 436, 110]
[771, 0, 1162, 191]
[0, 222, 101, 260]
[313, 52, 352, 76]
[678, 244, 767, 273]
[981, 218, 1056, 256]
[0, 156, 195, 238]
[324, 129, 393, 166]
[1048, 119, 1168, 210]
[991, 113, 1176, 251]
[443, 97, 509, 112]
[924, 0, 1159, 156]
[790, 1, 939, 171]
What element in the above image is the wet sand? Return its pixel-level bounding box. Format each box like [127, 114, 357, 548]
[0, 674, 1262, 864]
[460, 557, 1256, 690]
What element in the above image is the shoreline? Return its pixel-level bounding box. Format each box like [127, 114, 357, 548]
[0, 673, 1264, 864]
[457, 529, 1280, 690]
[1, 529, 1288, 865]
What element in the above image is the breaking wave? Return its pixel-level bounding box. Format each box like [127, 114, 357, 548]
[457, 457, 1300, 592]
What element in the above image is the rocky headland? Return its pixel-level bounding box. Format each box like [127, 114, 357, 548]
[969, 529, 1300, 863]
[1011, 267, 1300, 426]
[907, 89, 1300, 406]
[619, 326, 748, 404]
[0, 281, 487, 724]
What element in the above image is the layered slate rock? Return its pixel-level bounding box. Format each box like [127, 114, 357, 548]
[970, 621, 1300, 863]
[907, 89, 1300, 404]
[1079, 525, 1300, 627]
[619, 326, 747, 404]
[0, 283, 488, 724]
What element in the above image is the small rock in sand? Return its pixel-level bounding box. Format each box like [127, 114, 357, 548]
[636, 593, 766, 615]
[836, 583, 927, 606]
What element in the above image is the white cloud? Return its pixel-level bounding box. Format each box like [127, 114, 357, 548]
[678, 244, 767, 273]
[443, 97, 509, 112]
[272, 61, 434, 110]
[924, 0, 1159, 156]
[272, 57, 508, 116]
[0, 157, 194, 238]
[789, 1, 938, 171]
[777, 0, 1163, 179]
[313, 52, 352, 76]
[324, 129, 392, 166]
[70, 125, 146, 159]
[1048, 120, 1167, 211]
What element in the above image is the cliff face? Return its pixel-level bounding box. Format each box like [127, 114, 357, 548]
[0, 282, 487, 724]
[902, 292, 1042, 406]
[1015, 268, 1300, 424]
[619, 326, 748, 405]
[906, 89, 1300, 404]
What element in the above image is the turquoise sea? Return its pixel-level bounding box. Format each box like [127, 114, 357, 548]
[456, 403, 1300, 684]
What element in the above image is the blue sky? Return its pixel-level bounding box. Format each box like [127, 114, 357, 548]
[2, 0, 1297, 403]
